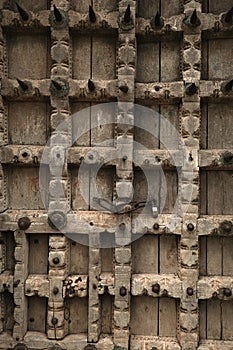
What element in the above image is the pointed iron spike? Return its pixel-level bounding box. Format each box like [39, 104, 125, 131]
[89, 5, 96, 23]
[15, 2, 29, 21]
[88, 79, 95, 91]
[225, 6, 233, 23]
[54, 5, 63, 22]
[119, 85, 128, 93]
[224, 79, 233, 93]
[51, 80, 62, 91]
[17, 79, 29, 91]
[190, 9, 200, 26]
[124, 4, 131, 24]
[154, 11, 161, 27]
[186, 83, 198, 95]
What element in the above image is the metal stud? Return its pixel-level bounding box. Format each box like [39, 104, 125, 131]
[119, 286, 127, 296]
[15, 2, 29, 21]
[53, 287, 59, 295]
[119, 85, 128, 93]
[51, 317, 58, 325]
[187, 223, 195, 231]
[183, 9, 201, 28]
[220, 220, 232, 234]
[222, 6, 233, 25]
[88, 79, 95, 92]
[124, 5, 131, 24]
[222, 151, 233, 164]
[89, 5, 96, 23]
[18, 217, 31, 230]
[224, 288, 232, 297]
[152, 283, 160, 294]
[153, 223, 159, 230]
[186, 83, 198, 95]
[53, 257, 60, 265]
[54, 5, 63, 22]
[222, 79, 233, 94]
[151, 11, 164, 29]
[17, 79, 29, 92]
[51, 80, 62, 91]
[187, 287, 194, 296]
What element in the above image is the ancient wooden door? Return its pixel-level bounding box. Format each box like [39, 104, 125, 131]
[0, 0, 233, 349]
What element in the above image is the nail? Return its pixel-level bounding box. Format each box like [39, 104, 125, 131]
[187, 287, 194, 296]
[124, 5, 131, 24]
[220, 220, 232, 233]
[184, 9, 201, 28]
[51, 80, 62, 91]
[223, 151, 233, 164]
[186, 83, 198, 95]
[119, 286, 127, 296]
[187, 223, 195, 231]
[88, 79, 95, 91]
[17, 79, 29, 91]
[154, 11, 164, 28]
[153, 223, 159, 230]
[18, 217, 31, 230]
[224, 288, 232, 297]
[53, 287, 59, 295]
[54, 5, 63, 22]
[52, 257, 60, 265]
[89, 5, 96, 23]
[48, 211, 67, 230]
[51, 317, 58, 325]
[119, 85, 128, 93]
[15, 2, 29, 21]
[152, 283, 160, 293]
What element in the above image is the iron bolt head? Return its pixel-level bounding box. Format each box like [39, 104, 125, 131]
[153, 223, 159, 230]
[224, 288, 232, 297]
[152, 283, 160, 294]
[51, 317, 58, 325]
[18, 217, 31, 230]
[187, 223, 195, 231]
[52, 257, 60, 265]
[220, 220, 232, 233]
[53, 287, 59, 295]
[119, 286, 127, 296]
[187, 287, 194, 296]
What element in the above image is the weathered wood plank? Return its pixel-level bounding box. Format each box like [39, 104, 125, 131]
[204, 0, 233, 14]
[199, 300, 207, 340]
[17, 0, 48, 11]
[73, 35, 91, 79]
[136, 42, 160, 83]
[100, 294, 113, 334]
[90, 103, 115, 147]
[161, 0, 181, 17]
[130, 296, 158, 335]
[161, 41, 181, 82]
[159, 297, 177, 337]
[137, 0, 159, 19]
[161, 170, 178, 214]
[7, 33, 49, 79]
[70, 240, 89, 274]
[71, 166, 90, 210]
[160, 235, 178, 274]
[207, 299, 221, 340]
[222, 300, 233, 340]
[93, 0, 118, 12]
[207, 236, 222, 275]
[29, 234, 48, 274]
[160, 104, 180, 150]
[68, 297, 88, 334]
[208, 38, 233, 80]
[92, 36, 116, 80]
[132, 235, 158, 274]
[28, 297, 47, 333]
[222, 237, 233, 276]
[71, 102, 91, 146]
[199, 236, 207, 276]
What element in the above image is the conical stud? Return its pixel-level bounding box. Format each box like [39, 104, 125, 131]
[224, 6, 233, 24]
[17, 79, 29, 91]
[51, 80, 62, 91]
[186, 83, 198, 95]
[54, 5, 63, 22]
[88, 79, 95, 91]
[89, 5, 96, 23]
[222, 79, 233, 94]
[183, 9, 201, 28]
[124, 4, 131, 24]
[15, 2, 29, 21]
[119, 85, 128, 93]
[154, 11, 164, 28]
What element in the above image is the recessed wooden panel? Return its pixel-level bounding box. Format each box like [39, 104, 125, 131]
[1, 231, 15, 272]
[2, 292, 14, 334]
[202, 38, 233, 80]
[131, 296, 177, 337]
[136, 39, 181, 83]
[137, 0, 181, 18]
[28, 297, 47, 333]
[14, 0, 49, 11]
[132, 235, 158, 274]
[70, 240, 89, 274]
[7, 33, 50, 79]
[160, 235, 178, 274]
[200, 236, 233, 276]
[201, 102, 233, 149]
[93, 0, 118, 12]
[202, 0, 233, 14]
[71, 102, 91, 146]
[100, 294, 113, 334]
[8, 101, 49, 145]
[200, 299, 233, 340]
[200, 170, 233, 215]
[29, 235, 49, 274]
[6, 166, 48, 210]
[73, 35, 116, 80]
[68, 298, 88, 334]
[100, 233, 114, 270]
[71, 166, 90, 210]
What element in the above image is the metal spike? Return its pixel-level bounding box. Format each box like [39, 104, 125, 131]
[54, 5, 63, 22]
[89, 5, 96, 23]
[88, 79, 95, 91]
[186, 83, 198, 95]
[224, 79, 233, 93]
[124, 5, 131, 24]
[154, 11, 163, 28]
[224, 7, 233, 24]
[17, 79, 29, 91]
[51, 80, 62, 91]
[15, 2, 29, 21]
[184, 9, 201, 28]
[119, 85, 128, 93]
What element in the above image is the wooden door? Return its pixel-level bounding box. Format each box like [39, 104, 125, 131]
[0, 0, 233, 350]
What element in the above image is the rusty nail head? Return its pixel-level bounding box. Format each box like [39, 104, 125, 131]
[53, 287, 59, 295]
[51, 317, 58, 325]
[18, 217, 31, 230]
[224, 288, 232, 297]
[187, 223, 194, 231]
[221, 220, 232, 233]
[153, 223, 159, 230]
[120, 286, 127, 296]
[119, 222, 126, 231]
[152, 283, 160, 294]
[53, 257, 60, 265]
[187, 287, 194, 296]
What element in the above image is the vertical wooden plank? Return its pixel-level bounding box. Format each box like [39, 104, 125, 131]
[222, 237, 233, 276]
[207, 103, 233, 149]
[207, 299, 221, 340]
[221, 171, 233, 215]
[100, 232, 114, 271]
[201, 40, 209, 80]
[69, 298, 88, 334]
[208, 0, 233, 14]
[92, 36, 116, 79]
[161, 170, 178, 214]
[159, 297, 177, 337]
[137, 0, 159, 19]
[207, 237, 222, 275]
[17, 0, 48, 11]
[5, 231, 15, 272]
[28, 297, 47, 333]
[161, 0, 181, 17]
[199, 300, 207, 340]
[70, 241, 89, 274]
[29, 235, 48, 274]
[100, 295, 113, 334]
[70, 1, 89, 13]
[3, 292, 14, 334]
[160, 235, 178, 274]
[7, 167, 48, 210]
[136, 42, 160, 83]
[90, 167, 115, 210]
[199, 237, 207, 276]
[161, 40, 181, 82]
[130, 296, 158, 336]
[200, 170, 207, 215]
[8, 102, 49, 145]
[8, 33, 49, 79]
[90, 103, 115, 147]
[71, 166, 90, 210]
[222, 301, 233, 340]
[71, 102, 91, 146]
[132, 235, 158, 274]
[200, 102, 208, 149]
[134, 104, 160, 150]
[208, 38, 233, 79]
[73, 35, 91, 79]
[160, 104, 180, 150]
[93, 0, 118, 12]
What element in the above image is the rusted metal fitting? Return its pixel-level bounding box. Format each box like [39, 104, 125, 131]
[118, 5, 134, 31]
[187, 287, 194, 296]
[185, 83, 198, 95]
[15, 2, 29, 21]
[52, 257, 60, 265]
[221, 151, 233, 165]
[51, 317, 58, 325]
[221, 6, 233, 25]
[224, 288, 232, 297]
[49, 5, 69, 28]
[84, 345, 97, 350]
[53, 287, 59, 295]
[119, 286, 127, 296]
[50, 78, 69, 98]
[153, 223, 159, 230]
[18, 217, 31, 230]
[183, 9, 201, 28]
[219, 220, 232, 234]
[152, 283, 160, 294]
[221, 79, 233, 94]
[150, 11, 164, 29]
[187, 223, 195, 231]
